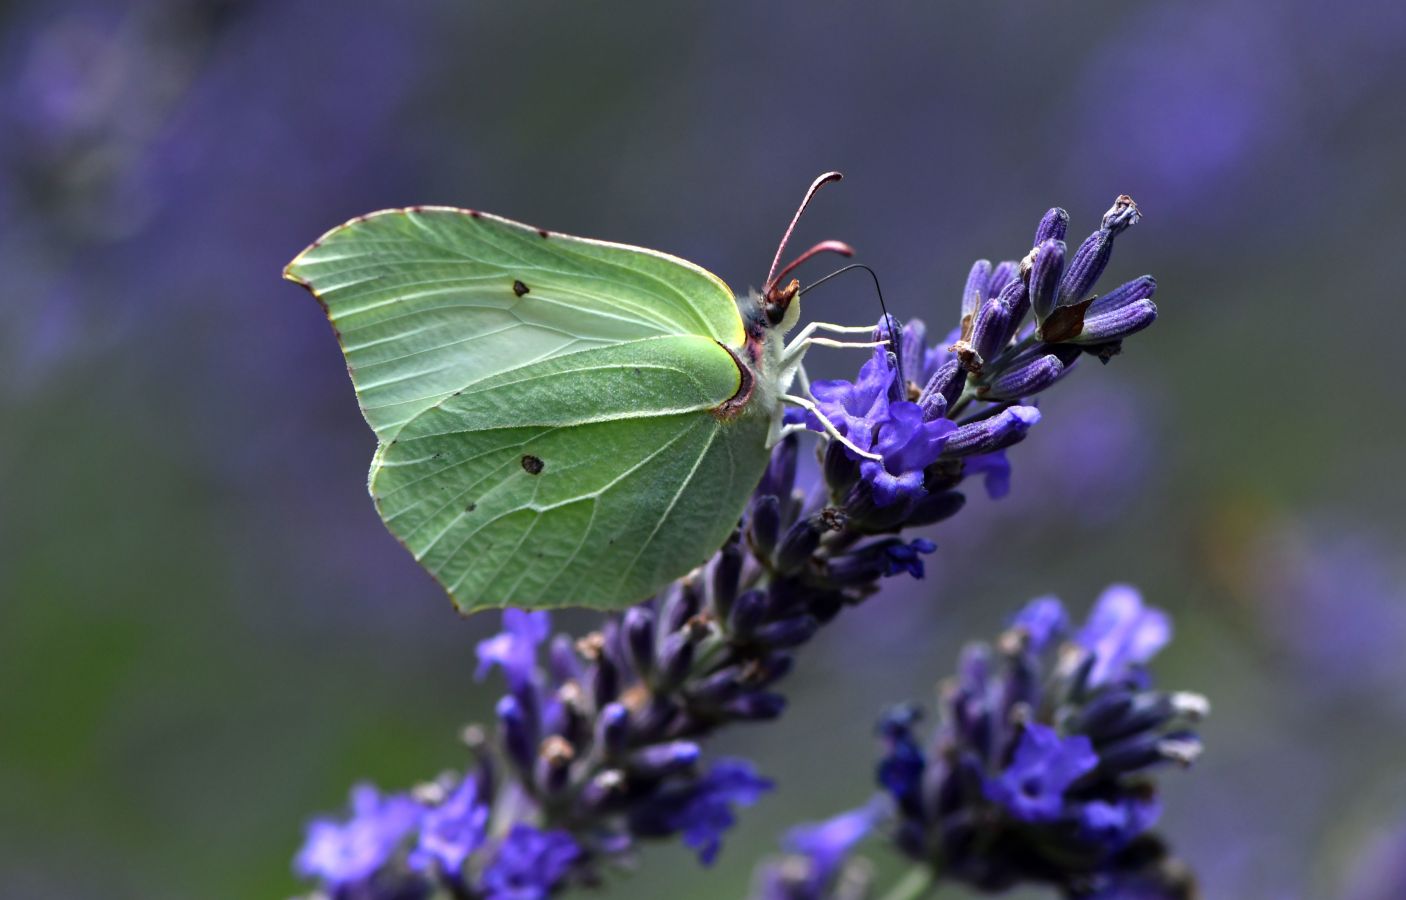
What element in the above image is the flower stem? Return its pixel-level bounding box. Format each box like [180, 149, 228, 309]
[878, 864, 937, 900]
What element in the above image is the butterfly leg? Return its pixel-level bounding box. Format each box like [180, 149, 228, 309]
[779, 393, 883, 461]
[783, 321, 879, 353]
[781, 335, 889, 370]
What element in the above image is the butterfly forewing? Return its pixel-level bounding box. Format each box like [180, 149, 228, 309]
[286, 207, 746, 440]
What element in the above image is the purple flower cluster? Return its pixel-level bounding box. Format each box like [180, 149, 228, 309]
[874, 586, 1205, 898]
[293, 199, 1174, 898]
[806, 197, 1155, 511]
[296, 773, 578, 900]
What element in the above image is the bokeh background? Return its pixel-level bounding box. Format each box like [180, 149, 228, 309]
[3, 1, 1404, 897]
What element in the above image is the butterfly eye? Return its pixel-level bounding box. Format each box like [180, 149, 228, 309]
[763, 278, 800, 326]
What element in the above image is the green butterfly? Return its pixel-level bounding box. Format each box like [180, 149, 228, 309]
[285, 172, 885, 613]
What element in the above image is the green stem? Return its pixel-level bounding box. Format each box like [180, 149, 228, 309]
[877, 864, 937, 900]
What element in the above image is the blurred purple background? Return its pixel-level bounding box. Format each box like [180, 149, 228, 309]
[2, 1, 1404, 897]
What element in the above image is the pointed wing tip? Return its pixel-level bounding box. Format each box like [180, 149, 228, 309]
[282, 257, 309, 286]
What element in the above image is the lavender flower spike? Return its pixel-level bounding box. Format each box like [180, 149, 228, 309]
[871, 588, 1204, 896]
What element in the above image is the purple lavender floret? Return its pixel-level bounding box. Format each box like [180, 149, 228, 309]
[751, 804, 881, 900]
[408, 773, 490, 878]
[479, 825, 580, 900]
[871, 587, 1205, 896]
[984, 724, 1100, 823]
[295, 785, 425, 893]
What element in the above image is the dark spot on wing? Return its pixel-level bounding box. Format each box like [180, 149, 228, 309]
[536, 228, 549, 238]
[521, 454, 545, 475]
[513, 280, 530, 297]
[465, 502, 477, 512]
[469, 210, 482, 218]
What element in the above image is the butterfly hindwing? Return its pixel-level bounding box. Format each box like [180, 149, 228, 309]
[371, 336, 770, 611]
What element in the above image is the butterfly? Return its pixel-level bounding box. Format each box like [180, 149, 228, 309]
[285, 172, 888, 613]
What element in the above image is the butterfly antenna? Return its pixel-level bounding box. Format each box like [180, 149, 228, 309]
[764, 171, 845, 293]
[799, 263, 904, 385]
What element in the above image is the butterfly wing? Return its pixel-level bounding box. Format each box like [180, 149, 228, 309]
[285, 208, 770, 612]
[285, 206, 746, 440]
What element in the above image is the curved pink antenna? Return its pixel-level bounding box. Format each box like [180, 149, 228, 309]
[764, 171, 844, 292]
[771, 239, 855, 288]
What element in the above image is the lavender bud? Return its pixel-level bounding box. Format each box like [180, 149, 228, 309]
[535, 735, 575, 795]
[1071, 299, 1157, 344]
[941, 406, 1041, 457]
[554, 681, 589, 746]
[1099, 728, 1201, 775]
[1092, 274, 1156, 313]
[1102, 193, 1141, 233]
[753, 614, 819, 649]
[660, 581, 701, 635]
[986, 260, 1019, 299]
[962, 259, 992, 320]
[1059, 229, 1113, 308]
[496, 694, 535, 774]
[1157, 734, 1204, 767]
[748, 653, 794, 688]
[579, 769, 626, 812]
[655, 630, 696, 691]
[918, 359, 965, 420]
[900, 319, 929, 384]
[549, 634, 582, 685]
[993, 278, 1031, 350]
[1033, 207, 1069, 244]
[727, 590, 769, 638]
[689, 667, 747, 706]
[1069, 691, 1137, 738]
[1171, 692, 1211, 722]
[823, 437, 861, 489]
[905, 489, 966, 528]
[725, 692, 787, 720]
[776, 512, 834, 574]
[825, 550, 886, 586]
[623, 607, 656, 680]
[757, 433, 798, 499]
[842, 483, 915, 532]
[634, 697, 681, 741]
[1028, 238, 1067, 324]
[1096, 692, 1206, 744]
[970, 297, 1012, 366]
[594, 702, 631, 758]
[981, 353, 1065, 401]
[628, 741, 701, 779]
[590, 654, 620, 709]
[709, 537, 744, 622]
[918, 390, 947, 423]
[747, 494, 782, 559]
[1000, 649, 1040, 713]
